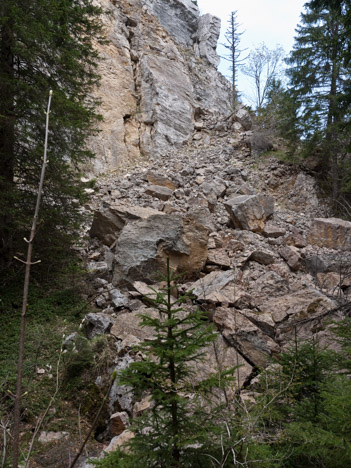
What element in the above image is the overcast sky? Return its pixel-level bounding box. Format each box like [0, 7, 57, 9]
[197, 0, 307, 104]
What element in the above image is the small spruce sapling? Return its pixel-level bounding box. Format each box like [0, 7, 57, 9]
[94, 259, 235, 468]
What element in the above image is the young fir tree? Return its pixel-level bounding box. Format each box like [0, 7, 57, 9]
[0, 0, 104, 273]
[94, 260, 236, 468]
[285, 1, 351, 206]
[255, 331, 351, 468]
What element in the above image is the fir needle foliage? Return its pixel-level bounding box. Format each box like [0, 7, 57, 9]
[94, 259, 236, 468]
[0, 0, 105, 273]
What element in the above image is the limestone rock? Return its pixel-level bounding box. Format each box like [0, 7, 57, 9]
[38, 431, 69, 444]
[213, 308, 279, 367]
[110, 289, 129, 309]
[144, 0, 199, 47]
[110, 308, 157, 342]
[87, 261, 109, 273]
[191, 270, 249, 306]
[263, 224, 286, 238]
[133, 395, 153, 417]
[147, 171, 176, 190]
[192, 334, 253, 390]
[196, 14, 221, 67]
[249, 249, 276, 265]
[308, 217, 351, 251]
[84, 313, 113, 339]
[145, 184, 173, 200]
[90, 203, 163, 246]
[113, 214, 209, 285]
[259, 288, 336, 324]
[104, 430, 134, 454]
[110, 412, 130, 436]
[139, 54, 194, 155]
[207, 248, 231, 268]
[225, 194, 274, 233]
[279, 246, 301, 271]
[235, 108, 252, 131]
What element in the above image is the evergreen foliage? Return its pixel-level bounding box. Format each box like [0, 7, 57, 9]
[0, 0, 104, 271]
[255, 330, 351, 467]
[285, 0, 351, 206]
[94, 260, 237, 467]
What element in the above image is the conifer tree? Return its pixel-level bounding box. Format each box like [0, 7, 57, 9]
[0, 0, 104, 272]
[285, 1, 351, 206]
[94, 260, 235, 468]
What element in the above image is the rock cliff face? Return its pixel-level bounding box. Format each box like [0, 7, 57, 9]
[89, 0, 231, 173]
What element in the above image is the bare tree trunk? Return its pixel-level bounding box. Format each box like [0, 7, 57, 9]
[12, 91, 53, 468]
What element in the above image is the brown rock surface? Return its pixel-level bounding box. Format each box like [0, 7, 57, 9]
[308, 217, 351, 251]
[225, 194, 274, 233]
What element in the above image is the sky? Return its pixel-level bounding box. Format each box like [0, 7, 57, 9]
[197, 0, 307, 104]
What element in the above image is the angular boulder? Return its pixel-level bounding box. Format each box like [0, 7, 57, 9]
[113, 214, 209, 286]
[213, 308, 279, 367]
[147, 171, 176, 190]
[83, 313, 113, 339]
[308, 217, 351, 251]
[190, 270, 249, 306]
[225, 194, 274, 233]
[259, 288, 336, 324]
[89, 203, 163, 246]
[192, 334, 253, 390]
[145, 184, 173, 200]
[235, 107, 252, 131]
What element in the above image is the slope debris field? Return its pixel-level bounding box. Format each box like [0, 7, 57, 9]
[3, 0, 351, 466]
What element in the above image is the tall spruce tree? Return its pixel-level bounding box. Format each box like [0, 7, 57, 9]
[285, 1, 351, 206]
[0, 0, 104, 273]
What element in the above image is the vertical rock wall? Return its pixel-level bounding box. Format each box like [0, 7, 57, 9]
[89, 0, 231, 173]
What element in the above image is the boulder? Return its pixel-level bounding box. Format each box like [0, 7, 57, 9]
[83, 313, 113, 339]
[89, 203, 163, 246]
[249, 249, 276, 265]
[104, 430, 134, 454]
[147, 171, 176, 190]
[213, 308, 279, 367]
[113, 214, 209, 286]
[263, 224, 286, 238]
[110, 412, 130, 437]
[110, 289, 129, 309]
[308, 217, 351, 251]
[110, 308, 157, 343]
[190, 270, 249, 306]
[225, 194, 274, 233]
[279, 246, 301, 271]
[145, 184, 173, 200]
[259, 288, 336, 324]
[192, 334, 253, 390]
[235, 107, 252, 131]
[207, 248, 231, 268]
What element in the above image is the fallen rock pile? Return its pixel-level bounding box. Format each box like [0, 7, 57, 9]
[77, 109, 351, 459]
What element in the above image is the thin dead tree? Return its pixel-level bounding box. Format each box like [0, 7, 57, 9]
[12, 90, 53, 468]
[222, 11, 246, 108]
